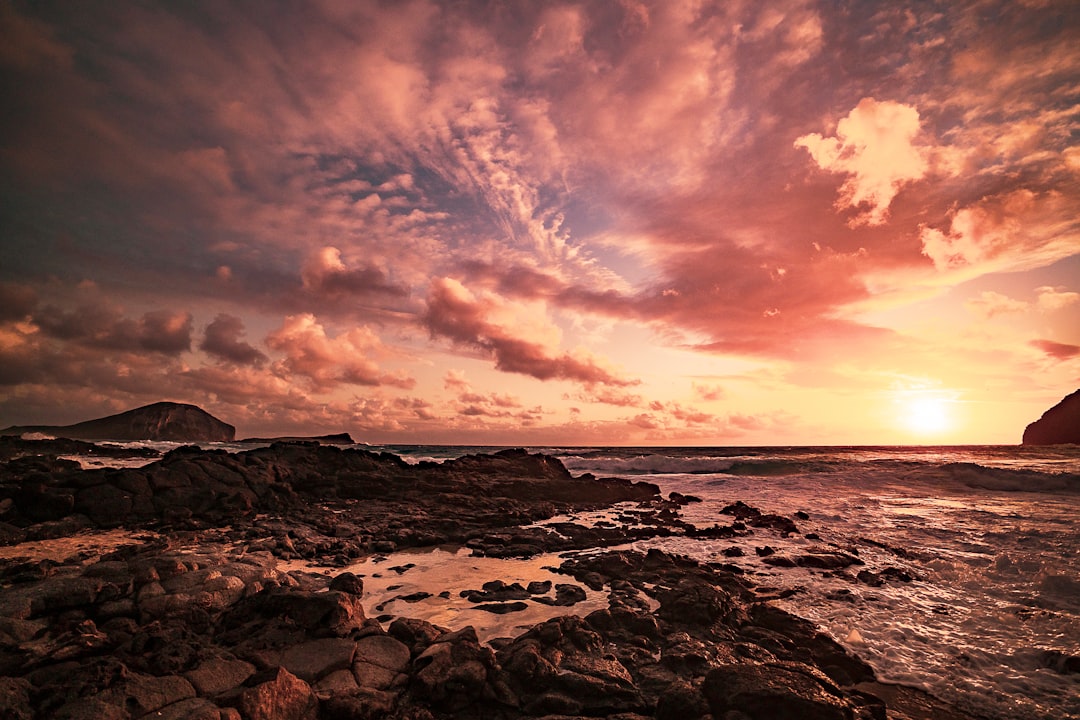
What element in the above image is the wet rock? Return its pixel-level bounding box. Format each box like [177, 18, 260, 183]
[795, 552, 863, 570]
[328, 571, 364, 596]
[527, 580, 552, 594]
[702, 662, 860, 720]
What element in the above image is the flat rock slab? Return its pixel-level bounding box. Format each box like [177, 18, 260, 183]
[280, 638, 357, 683]
[354, 635, 410, 672]
[184, 657, 256, 696]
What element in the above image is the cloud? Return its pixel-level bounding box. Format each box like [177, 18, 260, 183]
[693, 382, 725, 401]
[795, 98, 930, 225]
[0, 283, 37, 322]
[1036, 286, 1079, 311]
[265, 314, 414, 391]
[300, 246, 408, 299]
[200, 314, 268, 366]
[920, 189, 1076, 274]
[1029, 339, 1080, 360]
[35, 304, 192, 356]
[423, 277, 636, 386]
[964, 291, 1027, 319]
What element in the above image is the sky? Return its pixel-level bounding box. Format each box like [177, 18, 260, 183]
[1, 0, 1078, 446]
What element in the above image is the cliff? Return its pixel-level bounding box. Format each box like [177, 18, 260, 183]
[1022, 389, 1080, 445]
[1, 401, 235, 442]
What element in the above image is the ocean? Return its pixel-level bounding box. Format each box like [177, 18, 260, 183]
[67, 442, 1080, 719]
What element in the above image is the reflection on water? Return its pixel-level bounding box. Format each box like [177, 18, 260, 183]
[281, 546, 608, 642]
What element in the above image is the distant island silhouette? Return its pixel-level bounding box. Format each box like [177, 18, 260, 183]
[2, 401, 235, 442]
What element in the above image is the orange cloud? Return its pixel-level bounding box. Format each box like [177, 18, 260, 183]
[795, 98, 930, 226]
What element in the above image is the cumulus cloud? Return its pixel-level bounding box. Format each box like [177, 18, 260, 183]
[200, 314, 268, 366]
[795, 98, 930, 225]
[919, 189, 1075, 273]
[423, 277, 636, 386]
[300, 247, 407, 299]
[964, 291, 1027, 319]
[1036, 286, 1079, 311]
[265, 314, 414, 391]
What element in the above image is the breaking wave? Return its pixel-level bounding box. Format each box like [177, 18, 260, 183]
[939, 462, 1080, 493]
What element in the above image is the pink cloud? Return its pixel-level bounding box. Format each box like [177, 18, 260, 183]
[265, 314, 414, 391]
[1029, 339, 1080, 360]
[964, 291, 1027, 319]
[423, 277, 636, 386]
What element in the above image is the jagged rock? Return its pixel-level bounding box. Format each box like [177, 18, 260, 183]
[229, 667, 317, 720]
[411, 626, 496, 711]
[1022, 389, 1080, 445]
[2, 402, 235, 442]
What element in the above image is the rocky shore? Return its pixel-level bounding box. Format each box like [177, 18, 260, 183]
[0, 439, 982, 719]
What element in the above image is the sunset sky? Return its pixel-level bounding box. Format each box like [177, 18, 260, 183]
[1, 0, 1078, 445]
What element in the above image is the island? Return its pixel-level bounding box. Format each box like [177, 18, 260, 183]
[1, 402, 236, 443]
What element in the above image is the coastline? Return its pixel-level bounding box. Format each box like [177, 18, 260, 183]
[0, 439, 997, 719]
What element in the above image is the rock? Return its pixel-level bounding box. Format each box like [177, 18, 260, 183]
[328, 572, 363, 596]
[184, 657, 256, 696]
[411, 626, 495, 711]
[151, 697, 229, 720]
[471, 601, 529, 614]
[96, 672, 197, 716]
[0, 676, 32, 720]
[280, 638, 356, 683]
[3, 402, 236, 442]
[1022, 389, 1080, 445]
[231, 667, 318, 720]
[52, 698, 130, 720]
[702, 662, 860, 720]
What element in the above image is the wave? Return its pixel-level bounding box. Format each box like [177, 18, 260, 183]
[939, 462, 1080, 493]
[558, 453, 839, 476]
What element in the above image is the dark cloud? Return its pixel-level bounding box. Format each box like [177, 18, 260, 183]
[0, 283, 37, 321]
[200, 313, 268, 366]
[34, 304, 192, 356]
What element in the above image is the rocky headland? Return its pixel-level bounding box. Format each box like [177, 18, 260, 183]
[0, 439, 984, 719]
[2, 402, 236, 443]
[1023, 389, 1080, 445]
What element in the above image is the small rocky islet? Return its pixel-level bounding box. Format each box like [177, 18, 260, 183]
[0, 436, 984, 719]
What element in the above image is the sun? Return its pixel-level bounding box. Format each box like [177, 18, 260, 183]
[901, 396, 953, 436]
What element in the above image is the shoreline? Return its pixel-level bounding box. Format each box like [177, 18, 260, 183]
[0, 439, 992, 719]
